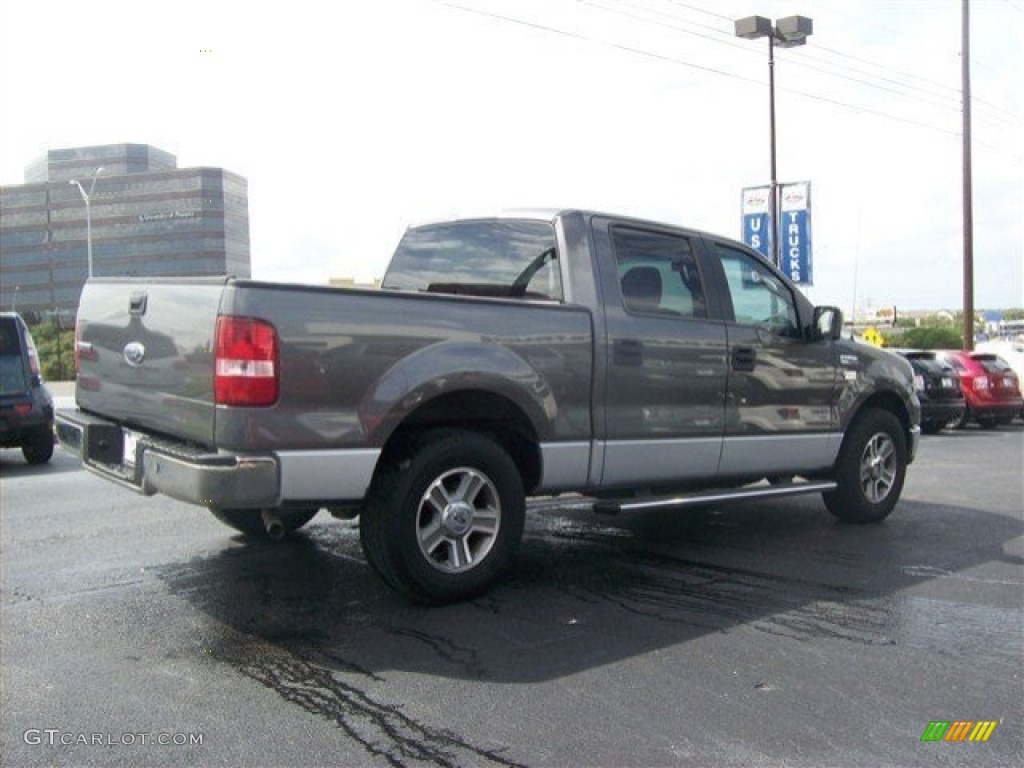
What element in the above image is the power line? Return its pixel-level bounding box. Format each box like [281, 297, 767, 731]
[434, 1, 765, 84]
[431, 1, 1020, 155]
[600, 0, 1020, 126]
[602, 0, 965, 102]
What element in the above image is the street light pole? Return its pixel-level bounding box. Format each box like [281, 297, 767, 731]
[735, 15, 812, 269]
[768, 31, 778, 271]
[69, 167, 104, 279]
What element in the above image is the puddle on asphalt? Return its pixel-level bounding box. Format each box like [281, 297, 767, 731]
[153, 502, 1023, 766]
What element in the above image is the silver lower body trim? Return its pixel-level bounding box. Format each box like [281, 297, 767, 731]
[599, 437, 723, 486]
[717, 432, 841, 476]
[276, 448, 381, 501]
[538, 441, 591, 492]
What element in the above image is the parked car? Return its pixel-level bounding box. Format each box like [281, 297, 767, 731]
[896, 350, 966, 434]
[975, 338, 1024, 420]
[936, 349, 1023, 428]
[0, 312, 55, 464]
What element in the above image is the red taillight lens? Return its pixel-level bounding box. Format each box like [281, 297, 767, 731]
[24, 331, 41, 376]
[214, 316, 279, 406]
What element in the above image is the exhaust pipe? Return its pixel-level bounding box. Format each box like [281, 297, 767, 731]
[260, 509, 285, 540]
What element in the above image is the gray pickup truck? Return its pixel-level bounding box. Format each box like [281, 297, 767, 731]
[57, 209, 920, 602]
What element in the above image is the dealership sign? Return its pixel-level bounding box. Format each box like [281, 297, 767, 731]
[740, 186, 772, 262]
[741, 182, 813, 285]
[780, 182, 813, 285]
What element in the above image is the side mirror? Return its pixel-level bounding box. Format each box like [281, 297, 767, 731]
[812, 306, 843, 341]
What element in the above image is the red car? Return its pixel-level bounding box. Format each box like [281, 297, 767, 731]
[938, 350, 1023, 428]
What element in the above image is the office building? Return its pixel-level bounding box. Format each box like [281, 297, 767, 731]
[1, 143, 250, 315]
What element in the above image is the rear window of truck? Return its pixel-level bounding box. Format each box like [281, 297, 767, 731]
[383, 219, 562, 301]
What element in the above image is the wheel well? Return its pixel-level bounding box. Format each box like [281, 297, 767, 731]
[850, 391, 911, 436]
[380, 390, 542, 493]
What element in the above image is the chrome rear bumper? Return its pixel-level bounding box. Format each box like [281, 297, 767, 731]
[56, 408, 279, 508]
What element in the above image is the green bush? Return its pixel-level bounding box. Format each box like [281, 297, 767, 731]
[28, 319, 75, 381]
[889, 326, 963, 350]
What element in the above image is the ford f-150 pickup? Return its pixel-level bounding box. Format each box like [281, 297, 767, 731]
[57, 209, 920, 602]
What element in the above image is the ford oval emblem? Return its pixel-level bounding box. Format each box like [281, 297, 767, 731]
[123, 341, 146, 366]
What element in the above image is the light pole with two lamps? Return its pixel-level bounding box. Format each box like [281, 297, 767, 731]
[734, 15, 812, 269]
[68, 167, 104, 279]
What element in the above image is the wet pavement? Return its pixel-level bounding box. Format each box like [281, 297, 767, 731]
[2, 424, 1022, 766]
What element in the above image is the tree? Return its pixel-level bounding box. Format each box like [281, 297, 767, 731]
[28, 317, 75, 381]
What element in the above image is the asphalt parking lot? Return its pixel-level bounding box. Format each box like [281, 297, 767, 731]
[2, 417, 1022, 767]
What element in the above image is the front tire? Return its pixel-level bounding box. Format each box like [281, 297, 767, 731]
[360, 429, 526, 604]
[209, 507, 318, 538]
[824, 409, 907, 524]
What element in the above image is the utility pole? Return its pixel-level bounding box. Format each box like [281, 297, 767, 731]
[961, 0, 974, 350]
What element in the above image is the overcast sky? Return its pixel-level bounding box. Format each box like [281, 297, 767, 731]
[1, 0, 1021, 312]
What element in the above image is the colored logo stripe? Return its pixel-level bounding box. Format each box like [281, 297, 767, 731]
[944, 721, 974, 741]
[921, 721, 997, 742]
[921, 721, 949, 742]
[969, 722, 998, 742]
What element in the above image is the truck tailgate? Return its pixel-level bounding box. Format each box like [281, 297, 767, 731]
[75, 278, 228, 446]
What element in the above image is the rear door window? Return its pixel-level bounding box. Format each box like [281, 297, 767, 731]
[609, 227, 707, 318]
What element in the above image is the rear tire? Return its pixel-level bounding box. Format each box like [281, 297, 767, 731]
[209, 507, 318, 538]
[22, 426, 54, 465]
[824, 409, 907, 524]
[359, 429, 525, 604]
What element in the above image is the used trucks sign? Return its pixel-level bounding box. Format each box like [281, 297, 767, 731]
[741, 181, 813, 285]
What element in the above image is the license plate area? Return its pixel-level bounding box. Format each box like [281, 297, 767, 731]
[84, 423, 124, 465]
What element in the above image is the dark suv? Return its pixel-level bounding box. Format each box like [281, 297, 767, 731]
[1, 313, 55, 464]
[897, 350, 966, 434]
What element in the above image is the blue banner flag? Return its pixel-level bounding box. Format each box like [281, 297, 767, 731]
[780, 182, 813, 285]
[740, 186, 772, 261]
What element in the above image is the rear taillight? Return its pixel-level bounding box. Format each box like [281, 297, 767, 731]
[24, 330, 40, 376]
[214, 316, 279, 407]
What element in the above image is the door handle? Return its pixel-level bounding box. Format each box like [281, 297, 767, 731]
[732, 346, 756, 372]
